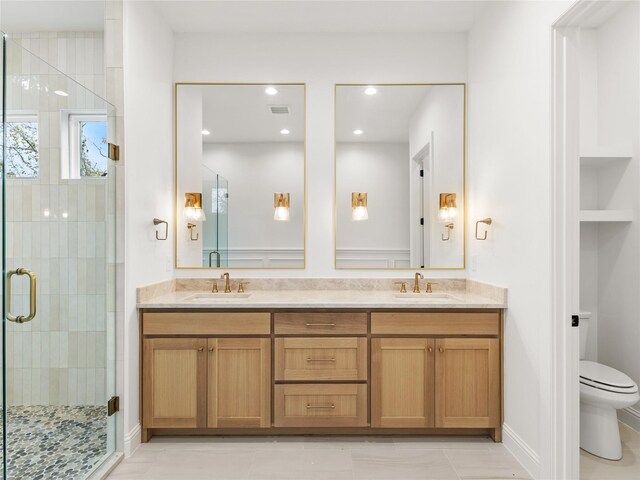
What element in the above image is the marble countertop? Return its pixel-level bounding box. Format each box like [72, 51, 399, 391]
[137, 288, 506, 309]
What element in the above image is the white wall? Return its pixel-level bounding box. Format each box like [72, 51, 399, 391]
[336, 142, 410, 268]
[173, 32, 467, 277]
[592, 2, 640, 423]
[409, 87, 465, 268]
[122, 0, 174, 450]
[466, 1, 571, 477]
[202, 142, 304, 253]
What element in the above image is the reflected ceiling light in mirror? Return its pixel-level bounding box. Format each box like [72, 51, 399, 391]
[265, 86, 278, 95]
[280, 128, 290, 135]
[364, 86, 378, 95]
[202, 129, 210, 135]
[439, 193, 457, 221]
[274, 192, 290, 221]
[353, 129, 363, 135]
[54, 90, 68, 97]
[351, 192, 368, 221]
[184, 193, 206, 222]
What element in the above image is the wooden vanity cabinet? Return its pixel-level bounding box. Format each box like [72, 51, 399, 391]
[370, 311, 502, 439]
[141, 312, 271, 435]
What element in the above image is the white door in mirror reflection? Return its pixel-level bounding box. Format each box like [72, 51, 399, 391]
[335, 84, 465, 269]
[175, 83, 306, 269]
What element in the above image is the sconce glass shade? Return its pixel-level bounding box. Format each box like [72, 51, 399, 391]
[351, 192, 368, 221]
[438, 193, 457, 222]
[274, 192, 290, 221]
[184, 193, 206, 221]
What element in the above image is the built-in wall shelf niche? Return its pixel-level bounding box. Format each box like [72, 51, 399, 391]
[580, 210, 634, 223]
[580, 146, 633, 167]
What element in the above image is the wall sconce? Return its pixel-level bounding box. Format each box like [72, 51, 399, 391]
[351, 192, 368, 221]
[439, 193, 457, 222]
[475, 217, 492, 240]
[187, 223, 199, 241]
[441, 223, 454, 241]
[184, 193, 206, 222]
[273, 192, 290, 221]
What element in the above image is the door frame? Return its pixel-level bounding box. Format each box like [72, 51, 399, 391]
[549, 1, 624, 478]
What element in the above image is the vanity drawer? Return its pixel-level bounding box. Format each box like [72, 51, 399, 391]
[371, 312, 500, 336]
[275, 337, 368, 381]
[142, 312, 271, 336]
[274, 384, 368, 427]
[274, 312, 367, 335]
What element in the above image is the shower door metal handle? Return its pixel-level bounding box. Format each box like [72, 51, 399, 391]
[7, 267, 37, 323]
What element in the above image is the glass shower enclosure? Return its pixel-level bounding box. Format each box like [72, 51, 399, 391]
[1, 35, 117, 479]
[202, 165, 229, 268]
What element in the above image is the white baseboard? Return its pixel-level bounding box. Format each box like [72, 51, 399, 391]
[124, 423, 141, 457]
[503, 423, 540, 479]
[619, 407, 640, 432]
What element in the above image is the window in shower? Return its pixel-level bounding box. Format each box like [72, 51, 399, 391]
[3, 113, 39, 178]
[60, 111, 108, 178]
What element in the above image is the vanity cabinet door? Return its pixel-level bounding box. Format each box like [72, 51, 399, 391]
[435, 338, 500, 428]
[371, 338, 435, 428]
[143, 338, 207, 428]
[207, 338, 271, 428]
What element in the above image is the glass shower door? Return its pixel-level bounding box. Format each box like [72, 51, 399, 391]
[1, 36, 117, 479]
[215, 174, 229, 267]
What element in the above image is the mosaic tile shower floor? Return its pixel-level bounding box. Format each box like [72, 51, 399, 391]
[0, 405, 107, 480]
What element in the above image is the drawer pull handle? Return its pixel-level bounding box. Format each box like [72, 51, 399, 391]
[306, 404, 335, 409]
[305, 323, 336, 327]
[306, 358, 336, 362]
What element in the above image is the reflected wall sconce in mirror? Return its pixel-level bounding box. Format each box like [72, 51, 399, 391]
[475, 218, 492, 240]
[351, 192, 368, 221]
[153, 218, 168, 241]
[273, 192, 290, 222]
[187, 223, 199, 241]
[184, 193, 206, 222]
[442, 223, 454, 241]
[439, 193, 457, 221]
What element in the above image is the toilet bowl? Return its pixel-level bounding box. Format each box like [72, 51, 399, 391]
[578, 312, 639, 460]
[580, 361, 639, 459]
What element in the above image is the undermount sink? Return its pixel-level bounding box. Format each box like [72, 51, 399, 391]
[392, 293, 457, 301]
[185, 293, 252, 301]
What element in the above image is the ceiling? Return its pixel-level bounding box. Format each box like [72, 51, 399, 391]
[182, 84, 305, 143]
[1, 1, 105, 32]
[336, 85, 430, 143]
[157, 1, 490, 33]
[0, 1, 490, 34]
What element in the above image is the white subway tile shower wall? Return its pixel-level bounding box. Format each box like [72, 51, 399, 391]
[3, 32, 108, 406]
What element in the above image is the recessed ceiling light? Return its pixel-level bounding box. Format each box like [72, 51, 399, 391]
[280, 129, 290, 135]
[364, 87, 378, 95]
[54, 90, 68, 97]
[202, 129, 210, 135]
[265, 86, 278, 95]
[353, 129, 363, 135]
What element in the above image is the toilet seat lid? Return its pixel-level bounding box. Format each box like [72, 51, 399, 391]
[580, 361, 638, 394]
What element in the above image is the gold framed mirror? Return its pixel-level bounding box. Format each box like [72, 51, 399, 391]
[334, 83, 466, 270]
[175, 83, 306, 269]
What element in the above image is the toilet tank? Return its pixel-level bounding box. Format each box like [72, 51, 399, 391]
[579, 312, 591, 360]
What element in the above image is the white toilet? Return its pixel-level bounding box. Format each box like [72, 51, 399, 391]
[579, 312, 639, 460]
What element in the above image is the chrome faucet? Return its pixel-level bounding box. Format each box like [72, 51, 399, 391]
[221, 272, 231, 293]
[413, 273, 424, 293]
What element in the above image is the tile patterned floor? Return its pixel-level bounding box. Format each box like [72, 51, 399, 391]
[580, 422, 640, 480]
[0, 405, 107, 480]
[108, 435, 532, 480]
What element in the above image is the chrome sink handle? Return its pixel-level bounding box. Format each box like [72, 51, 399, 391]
[7, 267, 37, 323]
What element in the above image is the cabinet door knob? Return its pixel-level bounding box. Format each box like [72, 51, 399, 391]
[439, 347, 444, 353]
[208, 347, 214, 352]
[198, 347, 204, 352]
[428, 347, 433, 353]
